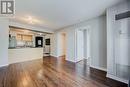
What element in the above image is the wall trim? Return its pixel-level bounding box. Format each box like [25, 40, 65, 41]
[0, 64, 9, 68]
[50, 55, 59, 58]
[50, 55, 64, 58]
[50, 55, 76, 63]
[65, 58, 76, 63]
[90, 65, 107, 72]
[107, 74, 128, 84]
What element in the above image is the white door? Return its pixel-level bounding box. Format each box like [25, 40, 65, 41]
[115, 18, 130, 79]
[76, 29, 84, 62]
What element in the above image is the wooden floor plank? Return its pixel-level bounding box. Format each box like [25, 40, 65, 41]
[0, 56, 122, 87]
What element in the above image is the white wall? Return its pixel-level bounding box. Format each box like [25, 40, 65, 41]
[90, 16, 107, 70]
[65, 29, 76, 62]
[53, 15, 107, 69]
[52, 29, 76, 62]
[50, 32, 62, 57]
[0, 18, 9, 67]
[50, 33, 58, 57]
[54, 33, 67, 57]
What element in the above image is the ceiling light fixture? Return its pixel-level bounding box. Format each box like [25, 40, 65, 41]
[28, 16, 33, 24]
[20, 15, 43, 25]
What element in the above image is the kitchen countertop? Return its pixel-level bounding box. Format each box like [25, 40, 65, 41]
[8, 47, 43, 49]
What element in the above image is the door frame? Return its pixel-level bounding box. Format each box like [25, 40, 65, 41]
[75, 26, 91, 62]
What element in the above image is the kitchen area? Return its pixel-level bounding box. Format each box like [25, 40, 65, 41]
[8, 26, 52, 64]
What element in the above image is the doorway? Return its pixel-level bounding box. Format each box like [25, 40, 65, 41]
[75, 28, 90, 63]
[76, 29, 84, 62]
[60, 33, 67, 59]
[61, 33, 66, 56]
[57, 32, 67, 59]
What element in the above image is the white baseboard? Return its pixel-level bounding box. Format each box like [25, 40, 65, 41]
[50, 55, 59, 58]
[50, 55, 76, 63]
[65, 58, 76, 63]
[0, 64, 9, 68]
[107, 74, 128, 84]
[90, 65, 107, 72]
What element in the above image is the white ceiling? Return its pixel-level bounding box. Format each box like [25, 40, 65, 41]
[10, 0, 123, 31]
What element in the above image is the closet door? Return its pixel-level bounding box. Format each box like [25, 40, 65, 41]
[115, 18, 130, 80]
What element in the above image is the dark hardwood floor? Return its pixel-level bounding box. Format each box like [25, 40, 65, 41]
[0, 56, 126, 87]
